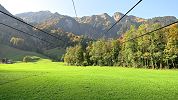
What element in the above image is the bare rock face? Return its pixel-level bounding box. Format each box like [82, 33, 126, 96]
[16, 11, 146, 39]
[14, 6, 178, 39]
[113, 12, 124, 21]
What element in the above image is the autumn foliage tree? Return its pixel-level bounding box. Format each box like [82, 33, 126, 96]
[64, 23, 178, 69]
[164, 24, 178, 68]
[64, 44, 84, 66]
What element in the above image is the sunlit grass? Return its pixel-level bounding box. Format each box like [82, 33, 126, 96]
[0, 60, 178, 100]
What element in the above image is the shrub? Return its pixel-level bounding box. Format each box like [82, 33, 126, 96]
[23, 56, 40, 63]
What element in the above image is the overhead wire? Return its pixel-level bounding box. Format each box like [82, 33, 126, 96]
[0, 22, 59, 48]
[1, 0, 175, 47]
[71, 0, 82, 34]
[0, 10, 64, 45]
[122, 20, 178, 44]
[72, 0, 78, 18]
[104, 0, 142, 35]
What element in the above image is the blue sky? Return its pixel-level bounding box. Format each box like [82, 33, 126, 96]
[0, 0, 178, 19]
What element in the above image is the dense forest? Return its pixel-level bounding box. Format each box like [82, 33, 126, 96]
[0, 4, 178, 64]
[64, 23, 178, 69]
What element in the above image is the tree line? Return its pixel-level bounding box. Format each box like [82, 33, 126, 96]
[64, 23, 178, 69]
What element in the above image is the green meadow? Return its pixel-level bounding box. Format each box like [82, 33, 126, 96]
[1, 59, 178, 100]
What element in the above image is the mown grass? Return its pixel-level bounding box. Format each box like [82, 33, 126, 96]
[0, 59, 178, 100]
[44, 47, 65, 59]
[0, 44, 47, 61]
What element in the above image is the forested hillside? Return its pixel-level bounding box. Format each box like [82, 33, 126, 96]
[17, 11, 177, 39]
[64, 23, 178, 69]
[0, 4, 90, 61]
[0, 4, 177, 62]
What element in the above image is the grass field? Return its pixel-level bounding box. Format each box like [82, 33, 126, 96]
[1, 59, 178, 100]
[0, 44, 47, 61]
[44, 47, 65, 60]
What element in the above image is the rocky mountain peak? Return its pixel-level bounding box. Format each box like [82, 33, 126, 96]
[100, 13, 110, 18]
[113, 12, 125, 21]
[16, 11, 62, 23]
[13, 7, 178, 39]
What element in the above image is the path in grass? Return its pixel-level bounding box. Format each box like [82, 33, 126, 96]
[0, 59, 178, 100]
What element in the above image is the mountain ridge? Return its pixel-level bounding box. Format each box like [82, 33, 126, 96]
[0, 4, 89, 61]
[16, 10, 177, 39]
[0, 4, 177, 61]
